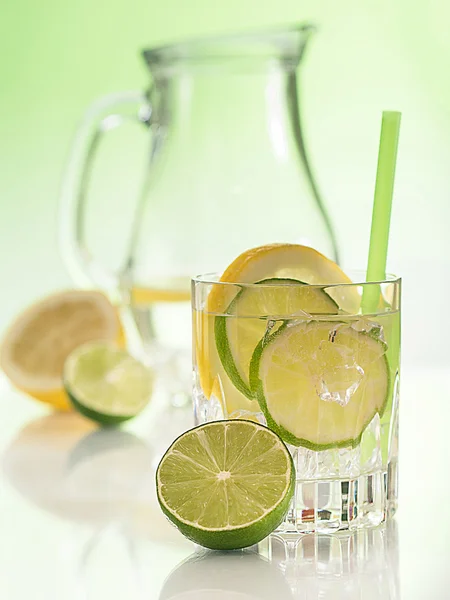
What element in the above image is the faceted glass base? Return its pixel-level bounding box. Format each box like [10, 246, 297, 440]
[278, 469, 397, 534]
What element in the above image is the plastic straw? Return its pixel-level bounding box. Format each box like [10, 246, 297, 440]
[361, 111, 401, 313]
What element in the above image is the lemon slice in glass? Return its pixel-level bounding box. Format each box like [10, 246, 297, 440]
[208, 243, 359, 314]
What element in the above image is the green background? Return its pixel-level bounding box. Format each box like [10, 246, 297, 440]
[1, 0, 449, 366]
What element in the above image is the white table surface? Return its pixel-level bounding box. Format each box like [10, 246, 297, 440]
[0, 366, 449, 600]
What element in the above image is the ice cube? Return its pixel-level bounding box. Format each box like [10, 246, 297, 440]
[229, 409, 265, 424]
[287, 309, 313, 328]
[315, 362, 364, 407]
[350, 317, 385, 342]
[313, 332, 364, 407]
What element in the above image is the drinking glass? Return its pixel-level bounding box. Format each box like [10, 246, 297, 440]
[192, 272, 400, 532]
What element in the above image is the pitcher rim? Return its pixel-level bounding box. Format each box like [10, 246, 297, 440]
[142, 22, 316, 68]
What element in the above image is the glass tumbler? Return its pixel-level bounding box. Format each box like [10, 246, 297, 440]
[192, 273, 400, 533]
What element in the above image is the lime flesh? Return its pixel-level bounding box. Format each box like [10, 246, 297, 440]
[64, 342, 153, 425]
[156, 420, 295, 550]
[215, 279, 338, 400]
[250, 321, 389, 450]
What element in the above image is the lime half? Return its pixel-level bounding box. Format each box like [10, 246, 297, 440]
[156, 420, 294, 550]
[250, 321, 389, 450]
[64, 342, 153, 425]
[215, 278, 338, 400]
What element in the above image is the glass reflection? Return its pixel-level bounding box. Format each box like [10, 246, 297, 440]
[161, 522, 399, 600]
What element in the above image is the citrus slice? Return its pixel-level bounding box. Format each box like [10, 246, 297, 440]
[156, 420, 294, 550]
[64, 342, 153, 425]
[194, 311, 255, 418]
[0, 290, 124, 410]
[250, 320, 389, 450]
[209, 244, 358, 313]
[196, 244, 360, 417]
[215, 278, 339, 399]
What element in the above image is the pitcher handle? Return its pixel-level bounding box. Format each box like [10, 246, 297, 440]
[58, 91, 152, 298]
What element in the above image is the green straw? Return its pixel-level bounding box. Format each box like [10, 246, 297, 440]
[361, 111, 401, 313]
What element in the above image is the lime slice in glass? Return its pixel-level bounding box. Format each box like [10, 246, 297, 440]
[250, 321, 389, 450]
[64, 342, 153, 425]
[156, 420, 294, 550]
[215, 278, 338, 400]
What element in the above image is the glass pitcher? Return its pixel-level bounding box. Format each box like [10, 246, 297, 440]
[59, 23, 339, 361]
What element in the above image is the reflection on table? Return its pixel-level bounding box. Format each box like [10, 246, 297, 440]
[2, 405, 399, 599]
[161, 522, 399, 600]
[2, 411, 188, 542]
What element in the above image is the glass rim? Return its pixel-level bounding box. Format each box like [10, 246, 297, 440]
[192, 270, 401, 289]
[142, 23, 315, 68]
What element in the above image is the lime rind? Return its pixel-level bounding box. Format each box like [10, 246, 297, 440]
[214, 278, 339, 401]
[249, 321, 390, 451]
[66, 393, 136, 426]
[156, 420, 295, 550]
[215, 314, 254, 400]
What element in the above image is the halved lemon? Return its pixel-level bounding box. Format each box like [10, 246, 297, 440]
[0, 290, 124, 410]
